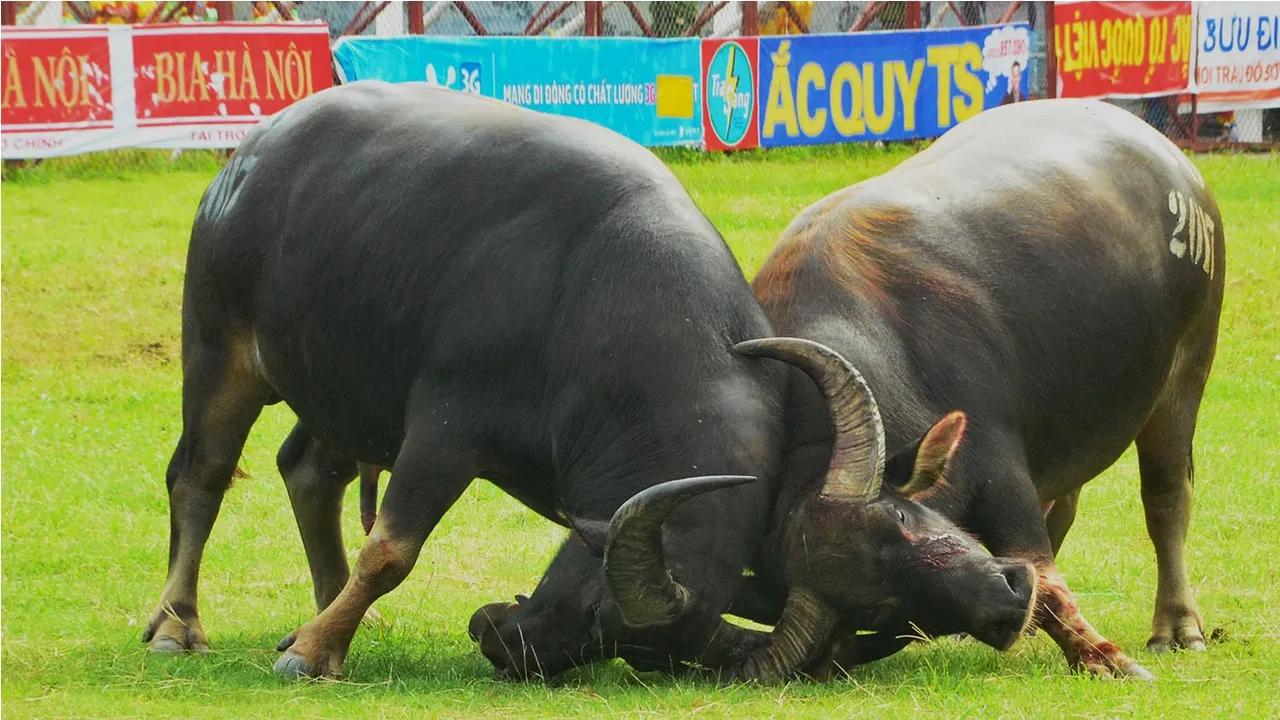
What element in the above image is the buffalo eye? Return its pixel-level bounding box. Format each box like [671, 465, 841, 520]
[895, 509, 907, 526]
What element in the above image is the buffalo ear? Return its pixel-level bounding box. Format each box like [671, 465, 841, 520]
[895, 411, 967, 499]
[559, 509, 608, 557]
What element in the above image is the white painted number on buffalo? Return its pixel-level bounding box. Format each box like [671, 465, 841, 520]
[1167, 190, 1216, 278]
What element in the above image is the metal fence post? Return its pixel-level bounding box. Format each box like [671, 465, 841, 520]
[1044, 1, 1057, 99]
[585, 1, 603, 36]
[742, 1, 758, 35]
[212, 1, 235, 22]
[407, 1, 424, 33]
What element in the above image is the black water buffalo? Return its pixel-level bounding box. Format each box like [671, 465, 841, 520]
[743, 98, 1224, 679]
[142, 81, 1036, 682]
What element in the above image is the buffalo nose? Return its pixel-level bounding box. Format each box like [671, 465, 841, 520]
[999, 562, 1036, 605]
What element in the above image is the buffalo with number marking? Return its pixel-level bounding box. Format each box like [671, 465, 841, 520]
[739, 98, 1225, 679]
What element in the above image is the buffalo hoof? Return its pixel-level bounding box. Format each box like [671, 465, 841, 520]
[274, 649, 320, 681]
[143, 614, 209, 654]
[274, 631, 343, 680]
[1118, 662, 1155, 681]
[1079, 657, 1155, 681]
[1147, 620, 1207, 654]
[1147, 636, 1207, 654]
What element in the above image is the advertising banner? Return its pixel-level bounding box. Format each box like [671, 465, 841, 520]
[332, 36, 703, 147]
[131, 24, 331, 131]
[754, 24, 1031, 148]
[2, 23, 332, 159]
[702, 38, 760, 151]
[1193, 1, 1280, 111]
[1053, 1, 1195, 99]
[1, 26, 115, 157]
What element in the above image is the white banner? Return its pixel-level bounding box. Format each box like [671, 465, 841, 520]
[1193, 1, 1280, 111]
[1, 22, 332, 159]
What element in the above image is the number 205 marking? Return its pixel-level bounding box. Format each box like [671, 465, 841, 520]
[1167, 190, 1216, 278]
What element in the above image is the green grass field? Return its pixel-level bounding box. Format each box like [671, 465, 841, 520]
[3, 147, 1278, 718]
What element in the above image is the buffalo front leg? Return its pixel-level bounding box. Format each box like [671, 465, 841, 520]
[274, 426, 475, 679]
[1029, 562, 1153, 680]
[144, 341, 268, 652]
[1043, 489, 1080, 557]
[972, 458, 1150, 679]
[277, 423, 359, 612]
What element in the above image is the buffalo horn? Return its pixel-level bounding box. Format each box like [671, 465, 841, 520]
[720, 588, 837, 683]
[603, 471, 839, 683]
[603, 475, 756, 629]
[734, 337, 886, 501]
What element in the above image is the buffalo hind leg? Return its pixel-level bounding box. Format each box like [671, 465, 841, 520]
[1136, 391, 1208, 653]
[277, 424, 359, 612]
[143, 339, 268, 652]
[275, 418, 475, 679]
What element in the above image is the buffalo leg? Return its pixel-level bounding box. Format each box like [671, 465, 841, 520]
[358, 463, 382, 536]
[1026, 563, 1151, 679]
[277, 423, 359, 612]
[274, 420, 475, 679]
[974, 462, 1152, 679]
[1135, 391, 1208, 653]
[143, 339, 268, 652]
[1044, 489, 1081, 557]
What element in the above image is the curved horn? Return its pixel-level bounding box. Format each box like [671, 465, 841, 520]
[603, 472, 842, 683]
[734, 337, 886, 502]
[603, 475, 755, 629]
[697, 589, 837, 684]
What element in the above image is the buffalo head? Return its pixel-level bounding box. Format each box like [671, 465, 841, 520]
[600, 337, 1037, 682]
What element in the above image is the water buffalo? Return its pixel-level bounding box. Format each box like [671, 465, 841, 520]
[142, 80, 1036, 682]
[741, 98, 1224, 679]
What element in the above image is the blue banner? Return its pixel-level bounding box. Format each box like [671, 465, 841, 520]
[332, 36, 703, 147]
[757, 24, 1031, 147]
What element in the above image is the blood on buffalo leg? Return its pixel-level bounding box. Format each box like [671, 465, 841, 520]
[277, 424, 359, 612]
[275, 414, 476, 680]
[143, 333, 270, 652]
[1135, 349, 1213, 653]
[975, 459, 1149, 678]
[1031, 564, 1153, 679]
[1021, 491, 1079, 640]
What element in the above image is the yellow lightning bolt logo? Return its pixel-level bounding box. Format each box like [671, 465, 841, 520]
[721, 45, 739, 129]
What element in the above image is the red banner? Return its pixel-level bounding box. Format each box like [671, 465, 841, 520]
[132, 24, 330, 125]
[1, 27, 114, 129]
[1053, 1, 1194, 98]
[1, 22, 331, 159]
